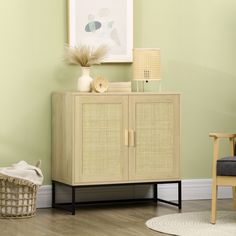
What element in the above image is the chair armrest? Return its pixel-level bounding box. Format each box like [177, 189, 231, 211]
[209, 133, 236, 139]
[209, 133, 236, 162]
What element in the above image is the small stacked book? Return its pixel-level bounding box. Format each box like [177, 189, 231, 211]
[107, 82, 132, 92]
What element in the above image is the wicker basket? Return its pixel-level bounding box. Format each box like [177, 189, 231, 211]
[0, 174, 38, 218]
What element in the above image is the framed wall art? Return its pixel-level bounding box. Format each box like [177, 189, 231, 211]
[68, 0, 133, 63]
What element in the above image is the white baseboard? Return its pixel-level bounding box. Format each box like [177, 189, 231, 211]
[37, 185, 52, 208]
[37, 179, 232, 208]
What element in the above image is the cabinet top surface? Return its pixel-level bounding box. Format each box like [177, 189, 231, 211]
[52, 91, 181, 96]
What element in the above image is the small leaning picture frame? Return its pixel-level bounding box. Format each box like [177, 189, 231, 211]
[68, 0, 133, 63]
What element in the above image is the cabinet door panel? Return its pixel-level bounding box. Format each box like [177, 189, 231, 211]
[74, 96, 129, 183]
[129, 95, 180, 181]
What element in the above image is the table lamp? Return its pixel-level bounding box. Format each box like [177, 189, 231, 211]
[133, 48, 161, 92]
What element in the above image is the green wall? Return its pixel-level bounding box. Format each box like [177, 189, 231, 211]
[0, 0, 236, 184]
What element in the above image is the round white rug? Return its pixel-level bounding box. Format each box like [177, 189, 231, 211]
[146, 211, 236, 236]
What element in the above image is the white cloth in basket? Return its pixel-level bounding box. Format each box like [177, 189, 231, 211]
[0, 161, 43, 216]
[0, 161, 43, 185]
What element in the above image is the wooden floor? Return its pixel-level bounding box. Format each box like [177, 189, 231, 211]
[0, 199, 233, 236]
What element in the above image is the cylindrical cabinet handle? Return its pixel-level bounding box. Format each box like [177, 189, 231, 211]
[229, 137, 235, 156]
[124, 129, 129, 146]
[129, 130, 135, 147]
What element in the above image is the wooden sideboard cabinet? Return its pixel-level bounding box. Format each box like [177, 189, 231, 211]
[52, 92, 181, 214]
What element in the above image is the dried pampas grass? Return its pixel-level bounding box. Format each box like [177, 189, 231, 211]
[64, 44, 109, 67]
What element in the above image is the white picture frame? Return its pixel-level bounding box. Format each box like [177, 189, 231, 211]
[68, 0, 133, 63]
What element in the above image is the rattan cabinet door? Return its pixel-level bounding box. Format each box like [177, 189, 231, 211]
[74, 95, 129, 184]
[129, 95, 180, 181]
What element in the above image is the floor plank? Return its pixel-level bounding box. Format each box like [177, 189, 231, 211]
[0, 199, 233, 236]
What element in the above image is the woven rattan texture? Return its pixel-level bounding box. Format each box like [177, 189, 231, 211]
[135, 102, 174, 174]
[0, 177, 37, 218]
[133, 49, 161, 81]
[82, 104, 122, 177]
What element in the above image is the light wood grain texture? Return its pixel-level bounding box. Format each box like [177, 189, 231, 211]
[129, 129, 135, 147]
[52, 93, 180, 186]
[209, 133, 236, 224]
[0, 200, 232, 236]
[52, 93, 74, 185]
[209, 133, 236, 138]
[52, 91, 180, 96]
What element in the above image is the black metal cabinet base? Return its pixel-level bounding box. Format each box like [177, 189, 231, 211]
[52, 180, 182, 215]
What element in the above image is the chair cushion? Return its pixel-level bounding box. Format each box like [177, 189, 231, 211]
[217, 156, 236, 176]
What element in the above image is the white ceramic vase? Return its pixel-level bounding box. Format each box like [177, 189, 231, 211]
[77, 67, 93, 92]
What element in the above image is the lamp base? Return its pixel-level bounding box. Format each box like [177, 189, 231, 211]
[135, 80, 162, 92]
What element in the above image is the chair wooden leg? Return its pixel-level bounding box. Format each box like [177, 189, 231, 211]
[211, 183, 218, 224]
[232, 186, 236, 210]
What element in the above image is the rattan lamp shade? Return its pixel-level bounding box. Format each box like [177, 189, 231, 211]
[133, 48, 161, 81]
